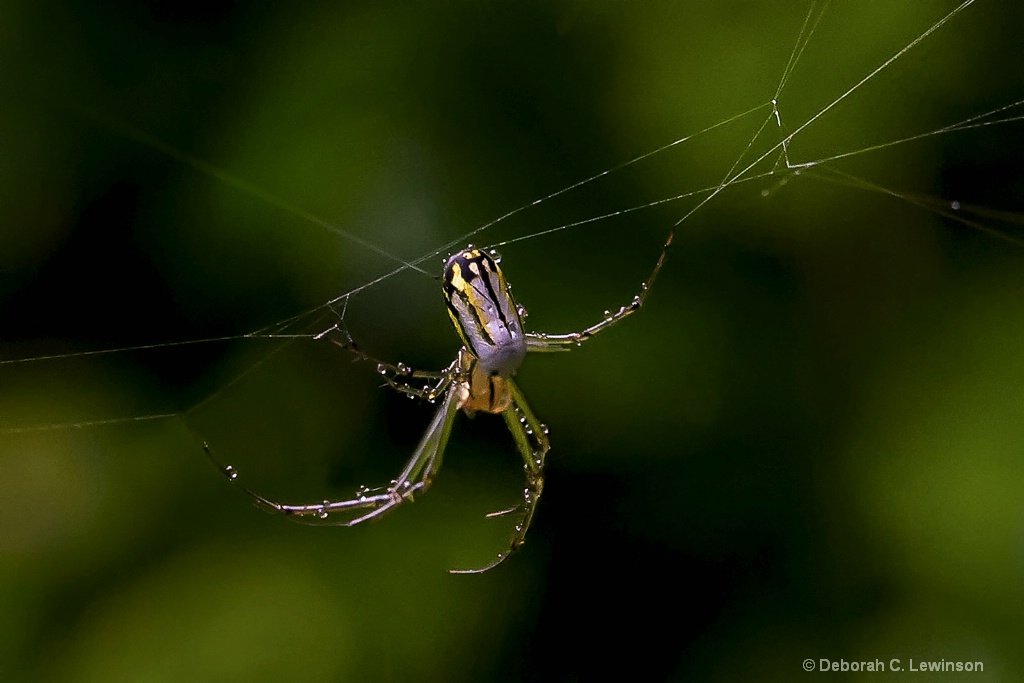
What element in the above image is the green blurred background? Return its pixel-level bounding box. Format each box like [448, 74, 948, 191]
[2, 1, 1023, 681]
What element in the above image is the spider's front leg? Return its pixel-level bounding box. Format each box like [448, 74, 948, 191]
[450, 378, 550, 574]
[204, 382, 462, 527]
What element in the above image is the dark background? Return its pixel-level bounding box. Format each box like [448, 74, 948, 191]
[1, 1, 1023, 681]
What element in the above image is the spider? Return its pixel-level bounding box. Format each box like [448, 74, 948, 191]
[208, 237, 671, 573]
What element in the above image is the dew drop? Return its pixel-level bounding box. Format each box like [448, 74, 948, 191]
[604, 309, 613, 321]
[951, 200, 961, 211]
[396, 362, 411, 375]
[540, 423, 549, 435]
[224, 465, 238, 481]
[376, 364, 388, 375]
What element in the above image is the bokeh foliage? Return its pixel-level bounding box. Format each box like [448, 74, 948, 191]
[1, 1, 1023, 681]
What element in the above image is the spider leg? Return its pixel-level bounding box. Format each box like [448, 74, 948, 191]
[317, 315, 458, 402]
[525, 227, 673, 351]
[332, 334, 458, 401]
[205, 383, 461, 527]
[449, 378, 549, 574]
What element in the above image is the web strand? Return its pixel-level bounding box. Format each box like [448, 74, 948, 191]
[3, 1, 1021, 435]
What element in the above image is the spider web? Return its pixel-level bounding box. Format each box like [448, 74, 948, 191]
[1, 0, 1022, 494]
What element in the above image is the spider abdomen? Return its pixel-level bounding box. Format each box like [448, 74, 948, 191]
[443, 248, 527, 376]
